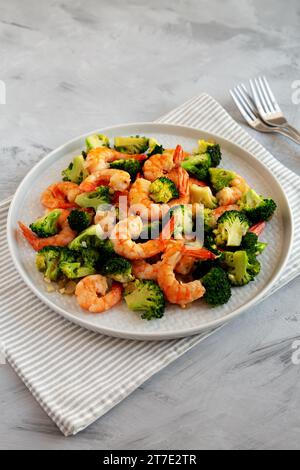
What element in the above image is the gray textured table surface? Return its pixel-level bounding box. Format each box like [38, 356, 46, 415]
[1, 0, 300, 450]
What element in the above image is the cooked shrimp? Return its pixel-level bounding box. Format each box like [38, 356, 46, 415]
[143, 145, 188, 183]
[75, 275, 123, 313]
[142, 145, 190, 209]
[157, 241, 214, 306]
[174, 255, 195, 276]
[165, 166, 197, 194]
[128, 178, 169, 220]
[160, 145, 190, 206]
[111, 215, 172, 260]
[168, 167, 190, 207]
[85, 148, 110, 173]
[85, 147, 147, 174]
[167, 168, 191, 206]
[131, 259, 162, 280]
[80, 169, 131, 192]
[216, 176, 249, 206]
[165, 167, 179, 187]
[18, 210, 76, 251]
[212, 204, 240, 219]
[174, 234, 217, 275]
[129, 160, 189, 219]
[203, 204, 240, 230]
[143, 150, 175, 182]
[41, 182, 81, 209]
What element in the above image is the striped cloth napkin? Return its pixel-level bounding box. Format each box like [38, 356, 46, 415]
[0, 94, 299, 436]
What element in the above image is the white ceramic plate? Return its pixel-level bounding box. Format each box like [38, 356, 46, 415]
[7, 123, 293, 340]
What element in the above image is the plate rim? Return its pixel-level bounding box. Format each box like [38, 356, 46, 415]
[7, 122, 294, 340]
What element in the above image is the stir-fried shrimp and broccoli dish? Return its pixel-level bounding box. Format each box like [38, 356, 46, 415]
[18, 135, 277, 320]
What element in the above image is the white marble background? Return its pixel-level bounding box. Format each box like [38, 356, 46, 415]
[1, 0, 300, 450]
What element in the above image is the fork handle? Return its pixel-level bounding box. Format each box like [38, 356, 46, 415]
[276, 127, 300, 145]
[283, 123, 300, 141]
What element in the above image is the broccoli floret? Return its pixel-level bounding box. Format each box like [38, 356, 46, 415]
[193, 259, 215, 279]
[68, 225, 103, 251]
[62, 155, 88, 184]
[241, 232, 267, 255]
[139, 221, 161, 241]
[204, 233, 217, 251]
[67, 209, 93, 233]
[59, 249, 94, 278]
[36, 246, 62, 281]
[239, 188, 262, 208]
[196, 139, 215, 154]
[202, 267, 232, 306]
[109, 159, 142, 180]
[86, 134, 110, 150]
[193, 235, 223, 279]
[247, 251, 261, 277]
[206, 144, 222, 167]
[72, 234, 114, 260]
[75, 186, 111, 210]
[203, 208, 218, 232]
[190, 185, 217, 209]
[181, 153, 211, 180]
[214, 210, 250, 247]
[30, 209, 62, 238]
[36, 246, 90, 281]
[147, 138, 164, 157]
[124, 280, 165, 320]
[195, 140, 222, 168]
[203, 234, 223, 256]
[101, 257, 134, 283]
[256, 241, 268, 255]
[80, 247, 101, 267]
[250, 199, 277, 223]
[114, 136, 149, 154]
[223, 251, 261, 286]
[60, 262, 96, 279]
[59, 246, 100, 279]
[241, 232, 258, 252]
[149, 177, 179, 203]
[59, 247, 77, 264]
[209, 168, 237, 192]
[102, 239, 116, 258]
[238, 189, 277, 223]
[168, 205, 193, 238]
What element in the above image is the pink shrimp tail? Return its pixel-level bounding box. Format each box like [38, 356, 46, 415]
[129, 154, 148, 162]
[18, 222, 40, 251]
[173, 145, 184, 166]
[249, 222, 266, 236]
[160, 216, 175, 241]
[213, 204, 240, 218]
[178, 167, 189, 196]
[182, 246, 217, 260]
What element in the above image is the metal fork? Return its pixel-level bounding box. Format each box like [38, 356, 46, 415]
[230, 85, 300, 145]
[250, 76, 300, 138]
